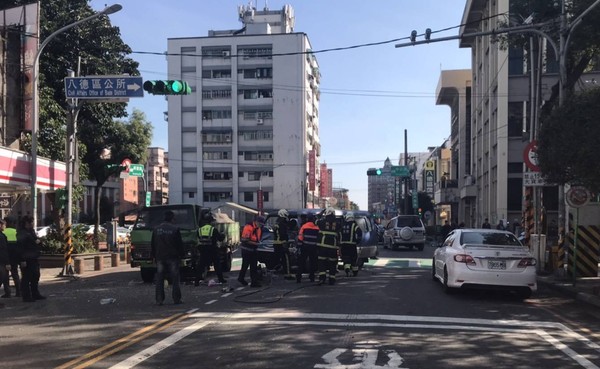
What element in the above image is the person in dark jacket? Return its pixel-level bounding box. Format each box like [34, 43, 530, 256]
[196, 214, 226, 285]
[296, 213, 319, 283]
[0, 219, 12, 298]
[3, 217, 20, 297]
[339, 212, 363, 277]
[17, 216, 44, 302]
[151, 210, 184, 305]
[273, 209, 293, 280]
[317, 208, 341, 285]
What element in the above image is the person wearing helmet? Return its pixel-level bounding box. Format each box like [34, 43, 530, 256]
[273, 209, 293, 280]
[316, 207, 341, 285]
[296, 213, 319, 283]
[196, 214, 226, 286]
[340, 212, 363, 277]
[238, 215, 265, 287]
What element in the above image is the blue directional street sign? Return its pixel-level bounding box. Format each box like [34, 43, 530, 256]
[64, 76, 144, 99]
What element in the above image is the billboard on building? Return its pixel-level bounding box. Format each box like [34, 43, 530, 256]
[0, 2, 39, 132]
[308, 149, 316, 191]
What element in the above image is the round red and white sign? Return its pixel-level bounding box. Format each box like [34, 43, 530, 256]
[523, 141, 540, 172]
[121, 158, 132, 173]
[566, 186, 591, 208]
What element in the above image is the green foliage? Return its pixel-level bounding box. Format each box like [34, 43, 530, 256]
[40, 226, 96, 254]
[537, 87, 600, 192]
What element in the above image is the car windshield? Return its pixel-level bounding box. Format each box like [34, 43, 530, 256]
[134, 206, 196, 230]
[461, 231, 522, 246]
[397, 217, 422, 227]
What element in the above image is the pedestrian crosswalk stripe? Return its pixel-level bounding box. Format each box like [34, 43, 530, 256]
[230, 257, 432, 270]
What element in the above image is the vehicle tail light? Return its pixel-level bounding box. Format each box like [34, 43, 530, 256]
[518, 258, 536, 267]
[453, 254, 475, 265]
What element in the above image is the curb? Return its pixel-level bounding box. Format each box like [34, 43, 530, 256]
[537, 278, 600, 309]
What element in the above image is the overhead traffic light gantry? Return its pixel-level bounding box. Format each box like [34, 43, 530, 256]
[143, 80, 191, 95]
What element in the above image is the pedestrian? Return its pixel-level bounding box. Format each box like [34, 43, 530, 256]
[0, 219, 12, 298]
[512, 218, 522, 236]
[151, 210, 184, 305]
[17, 216, 44, 302]
[317, 207, 341, 285]
[481, 218, 491, 229]
[296, 213, 319, 283]
[496, 219, 506, 230]
[440, 220, 452, 241]
[340, 212, 362, 277]
[196, 213, 226, 286]
[273, 209, 294, 280]
[238, 215, 264, 287]
[3, 217, 20, 297]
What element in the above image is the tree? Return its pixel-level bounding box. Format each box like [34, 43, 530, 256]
[81, 109, 152, 243]
[536, 87, 600, 193]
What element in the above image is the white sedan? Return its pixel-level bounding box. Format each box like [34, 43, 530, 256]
[432, 229, 537, 299]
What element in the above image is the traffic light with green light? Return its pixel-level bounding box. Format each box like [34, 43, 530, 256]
[367, 168, 383, 176]
[143, 80, 191, 95]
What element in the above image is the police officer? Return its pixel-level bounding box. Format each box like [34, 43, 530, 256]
[17, 216, 44, 302]
[0, 219, 11, 298]
[273, 209, 294, 280]
[238, 215, 264, 287]
[3, 218, 20, 297]
[197, 214, 226, 285]
[296, 213, 319, 283]
[340, 212, 363, 277]
[151, 210, 184, 305]
[317, 207, 341, 285]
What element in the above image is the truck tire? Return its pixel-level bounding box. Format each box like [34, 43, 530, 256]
[140, 268, 155, 283]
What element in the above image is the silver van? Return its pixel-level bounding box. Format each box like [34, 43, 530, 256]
[382, 215, 426, 251]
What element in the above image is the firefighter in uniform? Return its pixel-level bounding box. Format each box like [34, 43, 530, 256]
[317, 207, 341, 285]
[340, 212, 363, 277]
[238, 216, 264, 287]
[273, 209, 294, 280]
[196, 214, 226, 286]
[296, 213, 319, 283]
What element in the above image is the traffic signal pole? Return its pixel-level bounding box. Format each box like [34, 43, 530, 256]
[404, 129, 410, 215]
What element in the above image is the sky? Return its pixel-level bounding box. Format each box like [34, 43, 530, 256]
[89, 0, 472, 210]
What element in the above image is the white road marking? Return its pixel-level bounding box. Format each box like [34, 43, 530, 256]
[221, 293, 233, 297]
[108, 321, 211, 369]
[109, 312, 600, 369]
[205, 299, 217, 305]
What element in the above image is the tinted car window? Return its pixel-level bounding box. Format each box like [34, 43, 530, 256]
[460, 231, 521, 246]
[134, 207, 196, 230]
[396, 216, 422, 228]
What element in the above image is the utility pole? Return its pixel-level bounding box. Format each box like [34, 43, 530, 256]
[403, 129, 409, 215]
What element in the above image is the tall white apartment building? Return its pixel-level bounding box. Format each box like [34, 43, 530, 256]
[166, 4, 321, 210]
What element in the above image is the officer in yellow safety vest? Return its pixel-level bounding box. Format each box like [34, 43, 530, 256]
[3, 218, 20, 297]
[196, 215, 226, 286]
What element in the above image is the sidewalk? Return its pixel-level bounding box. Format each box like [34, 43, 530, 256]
[537, 273, 600, 309]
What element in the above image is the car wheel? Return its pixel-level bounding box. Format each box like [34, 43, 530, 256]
[443, 267, 455, 294]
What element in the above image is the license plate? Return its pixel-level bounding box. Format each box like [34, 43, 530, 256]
[488, 260, 506, 270]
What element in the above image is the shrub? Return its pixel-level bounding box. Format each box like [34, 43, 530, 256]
[40, 226, 96, 254]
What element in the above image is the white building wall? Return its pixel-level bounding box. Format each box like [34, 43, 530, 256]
[167, 9, 318, 210]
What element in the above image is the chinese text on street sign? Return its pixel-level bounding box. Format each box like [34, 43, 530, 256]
[64, 76, 144, 99]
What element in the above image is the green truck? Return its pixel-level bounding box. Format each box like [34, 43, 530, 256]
[129, 204, 239, 283]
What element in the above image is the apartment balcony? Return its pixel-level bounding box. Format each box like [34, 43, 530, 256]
[460, 176, 477, 199]
[434, 180, 460, 204]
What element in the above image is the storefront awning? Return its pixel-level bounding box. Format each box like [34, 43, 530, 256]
[0, 146, 66, 191]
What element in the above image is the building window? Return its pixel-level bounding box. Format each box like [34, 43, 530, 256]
[188, 192, 195, 198]
[203, 192, 232, 202]
[242, 89, 273, 99]
[244, 192, 254, 202]
[203, 172, 232, 180]
[202, 132, 232, 144]
[239, 46, 272, 59]
[248, 172, 261, 181]
[507, 162, 523, 173]
[201, 90, 232, 99]
[508, 47, 525, 75]
[202, 69, 231, 79]
[507, 102, 526, 138]
[507, 178, 522, 211]
[203, 151, 231, 160]
[239, 131, 273, 140]
[202, 110, 232, 120]
[242, 151, 273, 161]
[263, 191, 269, 202]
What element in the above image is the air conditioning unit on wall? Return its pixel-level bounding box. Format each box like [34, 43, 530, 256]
[257, 118, 264, 125]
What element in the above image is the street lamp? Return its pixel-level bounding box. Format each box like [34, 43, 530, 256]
[30, 3, 123, 227]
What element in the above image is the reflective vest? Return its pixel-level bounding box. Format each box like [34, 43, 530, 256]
[3, 227, 16, 243]
[298, 222, 319, 248]
[241, 222, 261, 250]
[317, 220, 339, 249]
[340, 221, 360, 245]
[198, 224, 215, 248]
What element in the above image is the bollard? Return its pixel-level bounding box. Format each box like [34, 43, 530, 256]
[74, 258, 84, 275]
[111, 252, 119, 267]
[94, 255, 104, 271]
[125, 246, 131, 264]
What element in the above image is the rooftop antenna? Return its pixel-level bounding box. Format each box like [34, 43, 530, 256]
[264, 0, 269, 10]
